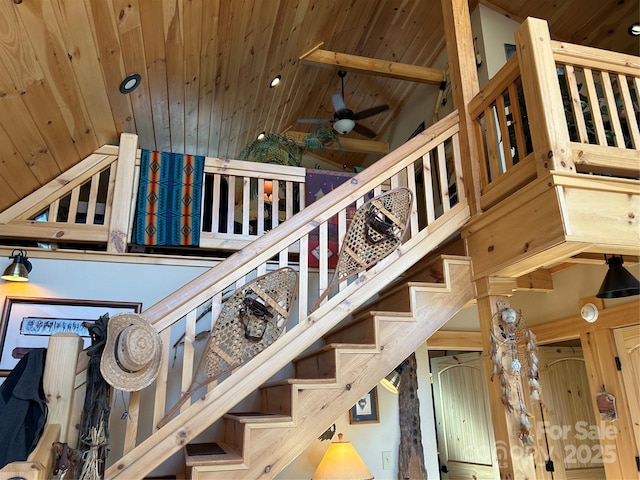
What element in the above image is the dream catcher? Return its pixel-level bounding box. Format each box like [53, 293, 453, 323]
[489, 302, 540, 447]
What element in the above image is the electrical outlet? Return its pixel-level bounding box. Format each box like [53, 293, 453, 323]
[382, 451, 392, 470]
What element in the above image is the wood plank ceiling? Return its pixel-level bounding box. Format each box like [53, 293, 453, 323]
[0, 0, 637, 213]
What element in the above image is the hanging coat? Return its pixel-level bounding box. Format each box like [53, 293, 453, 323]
[0, 348, 48, 468]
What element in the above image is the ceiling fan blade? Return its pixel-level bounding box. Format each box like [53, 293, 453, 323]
[353, 104, 389, 120]
[332, 93, 346, 112]
[297, 118, 333, 124]
[352, 122, 377, 138]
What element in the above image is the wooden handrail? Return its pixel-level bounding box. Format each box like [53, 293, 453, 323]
[105, 110, 468, 478]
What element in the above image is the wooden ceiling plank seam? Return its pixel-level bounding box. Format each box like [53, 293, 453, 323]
[0, 173, 19, 209]
[162, 0, 185, 154]
[245, 3, 293, 145]
[16, 79, 82, 172]
[113, 0, 156, 151]
[86, 0, 137, 137]
[253, 0, 303, 138]
[182, 0, 203, 155]
[271, 0, 340, 137]
[139, 0, 172, 152]
[570, 1, 640, 56]
[13, 0, 99, 156]
[0, 1, 79, 174]
[213, 0, 254, 158]
[0, 30, 78, 175]
[0, 94, 63, 185]
[271, 0, 346, 137]
[50, 0, 118, 147]
[228, 0, 282, 157]
[0, 125, 40, 207]
[239, 0, 289, 147]
[195, 0, 220, 156]
[0, 1, 43, 88]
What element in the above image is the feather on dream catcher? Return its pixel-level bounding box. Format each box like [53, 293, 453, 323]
[489, 302, 540, 447]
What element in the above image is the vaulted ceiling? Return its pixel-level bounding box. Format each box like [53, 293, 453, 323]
[0, 0, 637, 213]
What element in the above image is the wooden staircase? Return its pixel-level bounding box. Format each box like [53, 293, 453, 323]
[184, 256, 474, 479]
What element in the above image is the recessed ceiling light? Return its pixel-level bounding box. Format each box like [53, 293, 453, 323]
[119, 73, 142, 94]
[257, 131, 266, 140]
[629, 23, 640, 36]
[269, 75, 281, 88]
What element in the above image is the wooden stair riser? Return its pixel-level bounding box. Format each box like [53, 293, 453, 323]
[323, 313, 378, 345]
[260, 384, 295, 416]
[294, 348, 338, 379]
[223, 418, 246, 454]
[190, 259, 474, 479]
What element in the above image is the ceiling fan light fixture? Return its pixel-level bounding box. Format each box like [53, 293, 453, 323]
[628, 23, 640, 36]
[333, 118, 355, 135]
[257, 131, 266, 140]
[269, 75, 281, 88]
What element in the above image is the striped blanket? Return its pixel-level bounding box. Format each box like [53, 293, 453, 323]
[132, 149, 204, 246]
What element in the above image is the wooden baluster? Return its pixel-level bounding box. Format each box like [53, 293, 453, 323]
[582, 69, 608, 146]
[564, 64, 589, 143]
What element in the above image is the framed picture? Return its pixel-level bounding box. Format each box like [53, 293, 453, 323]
[0, 297, 142, 376]
[349, 386, 380, 424]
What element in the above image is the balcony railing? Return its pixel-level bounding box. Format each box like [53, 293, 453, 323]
[470, 18, 639, 211]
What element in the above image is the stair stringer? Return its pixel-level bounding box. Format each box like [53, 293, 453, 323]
[191, 256, 475, 479]
[105, 202, 470, 480]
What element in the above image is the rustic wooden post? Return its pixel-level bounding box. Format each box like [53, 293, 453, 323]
[515, 18, 575, 177]
[107, 132, 139, 253]
[476, 278, 537, 479]
[440, 0, 482, 217]
[398, 353, 428, 480]
[43, 332, 84, 445]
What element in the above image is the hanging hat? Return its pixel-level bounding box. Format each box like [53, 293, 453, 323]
[100, 312, 162, 392]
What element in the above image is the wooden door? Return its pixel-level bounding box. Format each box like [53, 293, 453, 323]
[613, 325, 640, 455]
[431, 352, 499, 479]
[536, 346, 606, 480]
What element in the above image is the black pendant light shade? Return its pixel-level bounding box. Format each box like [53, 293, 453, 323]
[596, 255, 640, 299]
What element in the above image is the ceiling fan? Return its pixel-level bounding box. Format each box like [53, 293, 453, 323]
[297, 70, 389, 138]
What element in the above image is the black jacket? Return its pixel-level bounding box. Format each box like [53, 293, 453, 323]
[0, 348, 48, 468]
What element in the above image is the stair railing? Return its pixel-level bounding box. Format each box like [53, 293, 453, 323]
[104, 109, 468, 478]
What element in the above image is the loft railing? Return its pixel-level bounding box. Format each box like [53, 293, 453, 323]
[0, 146, 306, 253]
[99, 110, 467, 478]
[469, 18, 639, 211]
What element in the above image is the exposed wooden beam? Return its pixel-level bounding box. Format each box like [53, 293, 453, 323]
[300, 49, 446, 85]
[428, 330, 482, 350]
[286, 131, 389, 155]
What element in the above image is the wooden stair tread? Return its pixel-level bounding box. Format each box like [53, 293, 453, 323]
[223, 411, 292, 423]
[184, 441, 242, 467]
[293, 342, 376, 362]
[261, 377, 337, 388]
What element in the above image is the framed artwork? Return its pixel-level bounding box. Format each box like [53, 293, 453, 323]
[0, 296, 142, 376]
[349, 386, 380, 424]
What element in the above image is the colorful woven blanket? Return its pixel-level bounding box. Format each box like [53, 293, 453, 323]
[133, 150, 205, 246]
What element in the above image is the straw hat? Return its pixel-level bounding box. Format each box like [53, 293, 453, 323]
[100, 312, 162, 392]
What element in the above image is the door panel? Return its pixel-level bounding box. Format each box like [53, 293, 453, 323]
[613, 325, 640, 455]
[431, 352, 499, 479]
[537, 347, 605, 480]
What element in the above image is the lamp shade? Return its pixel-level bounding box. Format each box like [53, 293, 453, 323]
[312, 434, 373, 480]
[596, 256, 640, 298]
[380, 370, 401, 394]
[2, 250, 32, 282]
